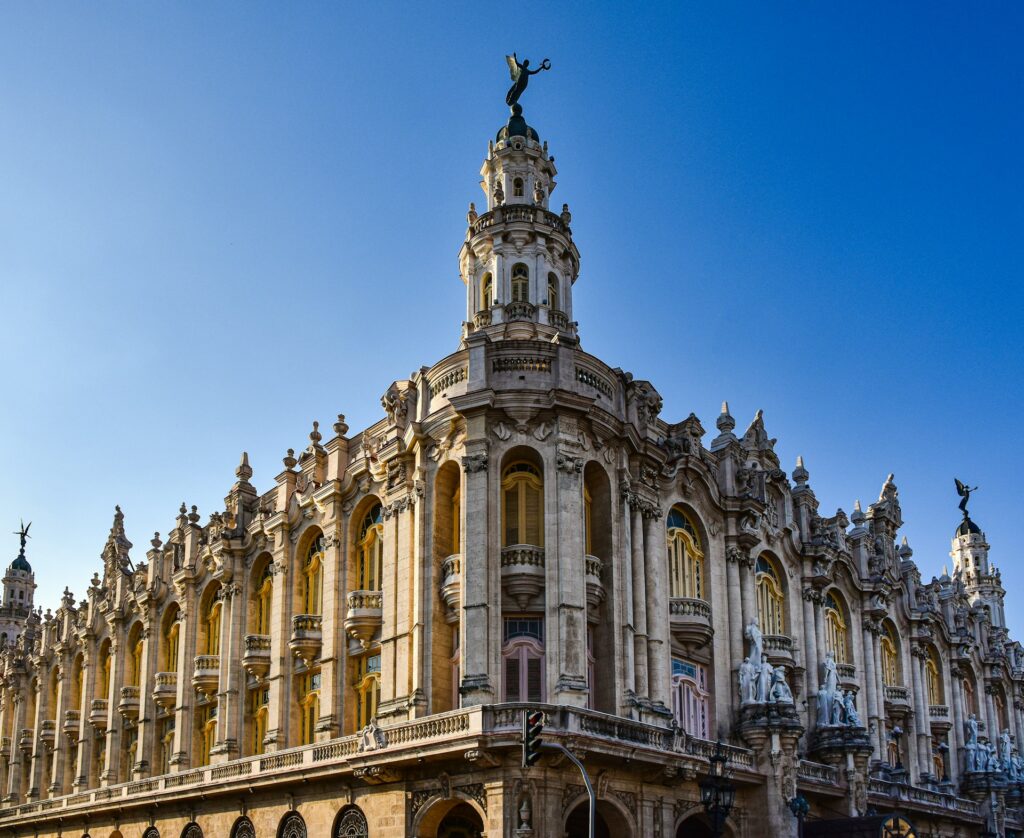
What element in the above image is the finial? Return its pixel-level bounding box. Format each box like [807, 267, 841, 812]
[151, 532, 162, 549]
[309, 421, 322, 447]
[188, 505, 200, 525]
[716, 401, 736, 433]
[283, 448, 298, 470]
[334, 413, 349, 436]
[954, 478, 979, 520]
[236, 452, 253, 482]
[467, 202, 478, 225]
[851, 499, 865, 527]
[560, 203, 571, 225]
[898, 536, 912, 559]
[792, 455, 809, 487]
[179, 502, 187, 517]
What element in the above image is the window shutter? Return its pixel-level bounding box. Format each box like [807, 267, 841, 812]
[504, 656, 521, 702]
[505, 488, 520, 545]
[526, 655, 543, 702]
[525, 484, 541, 545]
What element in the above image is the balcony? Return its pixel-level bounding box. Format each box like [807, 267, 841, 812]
[763, 634, 795, 665]
[191, 655, 220, 698]
[504, 301, 537, 323]
[88, 699, 108, 731]
[152, 672, 178, 710]
[500, 545, 545, 610]
[929, 704, 951, 732]
[345, 592, 383, 650]
[473, 309, 492, 329]
[585, 555, 605, 613]
[0, 737, 9, 757]
[118, 686, 141, 722]
[439, 555, 461, 623]
[17, 728, 33, 753]
[62, 710, 80, 740]
[39, 719, 56, 747]
[242, 635, 271, 682]
[837, 662, 857, 688]
[549, 309, 570, 332]
[668, 597, 713, 648]
[884, 685, 911, 713]
[289, 614, 323, 665]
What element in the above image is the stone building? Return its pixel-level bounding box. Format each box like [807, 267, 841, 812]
[0, 87, 1021, 838]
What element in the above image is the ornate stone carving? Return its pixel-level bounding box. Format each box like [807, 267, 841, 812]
[556, 453, 583, 475]
[230, 817, 255, 838]
[335, 808, 369, 838]
[457, 782, 487, 811]
[462, 453, 488, 473]
[278, 812, 307, 838]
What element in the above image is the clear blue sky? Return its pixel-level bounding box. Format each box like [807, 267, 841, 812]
[1, 4, 1021, 634]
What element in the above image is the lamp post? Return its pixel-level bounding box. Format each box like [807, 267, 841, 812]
[700, 741, 737, 838]
[788, 794, 810, 838]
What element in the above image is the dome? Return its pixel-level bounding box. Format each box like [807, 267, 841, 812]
[496, 104, 540, 144]
[956, 516, 981, 537]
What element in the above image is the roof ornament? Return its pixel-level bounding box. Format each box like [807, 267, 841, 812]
[236, 452, 253, 483]
[505, 54, 551, 109]
[792, 455, 809, 488]
[12, 520, 30, 560]
[954, 478, 978, 520]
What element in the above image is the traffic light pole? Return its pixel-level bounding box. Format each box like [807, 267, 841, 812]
[544, 743, 595, 838]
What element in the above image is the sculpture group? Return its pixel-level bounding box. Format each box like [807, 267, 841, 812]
[738, 618, 794, 705]
[813, 650, 862, 728]
[963, 714, 1024, 779]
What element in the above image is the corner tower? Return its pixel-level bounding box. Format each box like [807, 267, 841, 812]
[459, 103, 581, 343]
[0, 523, 35, 645]
[949, 483, 1005, 626]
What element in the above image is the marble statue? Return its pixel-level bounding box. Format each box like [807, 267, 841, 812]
[965, 741, 978, 773]
[1013, 752, 1024, 782]
[816, 685, 830, 727]
[738, 656, 756, 705]
[822, 651, 839, 697]
[755, 654, 773, 703]
[966, 714, 979, 746]
[843, 691, 861, 727]
[770, 665, 794, 704]
[1000, 729, 1012, 768]
[745, 617, 764, 664]
[830, 687, 845, 726]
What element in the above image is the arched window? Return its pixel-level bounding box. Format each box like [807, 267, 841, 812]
[502, 462, 543, 546]
[250, 685, 269, 755]
[354, 654, 380, 729]
[481, 273, 493, 309]
[127, 625, 144, 687]
[755, 555, 785, 635]
[303, 534, 325, 616]
[666, 507, 704, 600]
[196, 703, 216, 767]
[229, 818, 255, 838]
[205, 599, 222, 656]
[511, 263, 529, 303]
[963, 677, 977, 717]
[451, 486, 461, 554]
[298, 670, 321, 745]
[880, 624, 900, 686]
[278, 811, 307, 838]
[334, 807, 369, 838]
[157, 717, 175, 775]
[671, 658, 710, 738]
[995, 690, 1008, 731]
[547, 272, 559, 310]
[925, 649, 943, 705]
[255, 565, 273, 635]
[502, 616, 545, 702]
[164, 614, 180, 672]
[824, 592, 848, 664]
[357, 505, 383, 591]
[513, 177, 524, 197]
[98, 641, 111, 699]
[584, 484, 593, 555]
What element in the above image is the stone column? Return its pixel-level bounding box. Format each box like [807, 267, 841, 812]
[214, 582, 243, 762]
[460, 451, 495, 705]
[171, 591, 199, 767]
[801, 588, 819, 709]
[738, 556, 755, 647]
[629, 502, 648, 700]
[4, 693, 25, 802]
[72, 649, 97, 792]
[48, 657, 70, 795]
[813, 597, 826, 675]
[909, 647, 930, 781]
[264, 536, 292, 751]
[726, 551, 743, 674]
[872, 633, 887, 758]
[101, 628, 128, 785]
[0, 695, 10, 801]
[984, 683, 999, 746]
[318, 526, 344, 737]
[949, 669, 965, 786]
[644, 509, 670, 711]
[551, 454, 588, 707]
[861, 622, 879, 757]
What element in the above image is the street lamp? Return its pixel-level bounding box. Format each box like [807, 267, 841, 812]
[700, 740, 737, 838]
[788, 794, 810, 838]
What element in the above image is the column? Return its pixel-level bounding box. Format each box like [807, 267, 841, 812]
[629, 502, 648, 700]
[48, 657, 70, 795]
[135, 619, 159, 779]
[984, 684, 999, 744]
[460, 451, 495, 705]
[214, 582, 244, 761]
[318, 526, 344, 736]
[908, 648, 929, 781]
[263, 534, 292, 751]
[4, 693, 25, 802]
[738, 556, 755, 647]
[26, 678, 46, 800]
[949, 669, 965, 786]
[72, 649, 96, 792]
[644, 509, 670, 710]
[872, 633, 887, 758]
[102, 627, 128, 785]
[551, 455, 588, 706]
[171, 591, 198, 767]
[861, 623, 879, 757]
[814, 597, 826, 674]
[726, 554, 743, 716]
[801, 588, 819, 705]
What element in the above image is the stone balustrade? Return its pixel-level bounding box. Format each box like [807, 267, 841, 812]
[17, 728, 33, 753]
[242, 634, 272, 681]
[344, 591, 383, 649]
[439, 554, 461, 622]
[118, 685, 141, 721]
[39, 719, 56, 745]
[152, 672, 177, 710]
[88, 699, 108, 730]
[584, 554, 605, 611]
[797, 759, 839, 786]
[191, 655, 220, 698]
[62, 710, 80, 739]
[503, 301, 536, 323]
[289, 615, 324, 665]
[763, 633, 795, 665]
[668, 597, 713, 647]
[469, 205, 569, 237]
[500, 545, 546, 610]
[885, 685, 910, 708]
[549, 309, 570, 331]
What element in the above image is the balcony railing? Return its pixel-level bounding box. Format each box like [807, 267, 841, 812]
[17, 728, 34, 753]
[439, 554, 461, 622]
[584, 554, 605, 612]
[289, 615, 324, 666]
[763, 634, 795, 664]
[88, 699, 108, 731]
[345, 591, 383, 649]
[118, 686, 141, 722]
[469, 205, 570, 237]
[549, 309, 570, 331]
[62, 710, 80, 739]
[503, 301, 537, 323]
[500, 545, 545, 610]
[39, 720, 56, 746]
[837, 662, 857, 682]
[191, 655, 220, 698]
[884, 685, 910, 707]
[668, 597, 713, 647]
[152, 672, 177, 710]
[242, 634, 271, 682]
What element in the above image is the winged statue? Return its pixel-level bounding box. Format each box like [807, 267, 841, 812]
[505, 53, 551, 108]
[954, 478, 978, 516]
[12, 520, 31, 551]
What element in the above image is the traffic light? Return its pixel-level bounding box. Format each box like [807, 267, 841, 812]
[523, 709, 544, 767]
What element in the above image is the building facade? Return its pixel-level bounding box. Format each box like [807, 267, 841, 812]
[0, 92, 1021, 838]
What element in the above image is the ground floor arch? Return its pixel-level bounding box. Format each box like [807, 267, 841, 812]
[676, 812, 737, 837]
[412, 796, 487, 838]
[565, 798, 635, 838]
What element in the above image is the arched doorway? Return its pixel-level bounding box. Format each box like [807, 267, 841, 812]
[437, 802, 483, 838]
[676, 813, 714, 837]
[565, 800, 633, 838]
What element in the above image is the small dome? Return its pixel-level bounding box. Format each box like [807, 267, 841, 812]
[956, 516, 981, 537]
[10, 555, 31, 573]
[496, 104, 540, 144]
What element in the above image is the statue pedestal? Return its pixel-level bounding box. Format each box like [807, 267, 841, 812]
[960, 769, 1009, 800]
[735, 703, 805, 838]
[808, 726, 874, 816]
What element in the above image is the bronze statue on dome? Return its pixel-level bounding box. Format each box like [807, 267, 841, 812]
[955, 477, 978, 518]
[505, 53, 551, 108]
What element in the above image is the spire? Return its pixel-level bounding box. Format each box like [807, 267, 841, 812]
[236, 451, 253, 483]
[9, 520, 32, 573]
[710, 401, 738, 452]
[792, 456, 809, 488]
